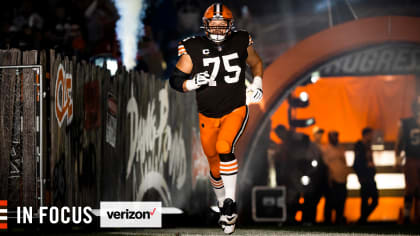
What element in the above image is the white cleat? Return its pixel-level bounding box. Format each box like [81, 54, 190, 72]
[225, 213, 238, 225]
[218, 215, 226, 229]
[223, 223, 236, 235]
[217, 201, 226, 230]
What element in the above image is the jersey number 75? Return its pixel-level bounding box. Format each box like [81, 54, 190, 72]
[203, 52, 241, 86]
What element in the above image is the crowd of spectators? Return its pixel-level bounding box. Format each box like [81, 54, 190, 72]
[0, 0, 255, 78]
[0, 0, 117, 59]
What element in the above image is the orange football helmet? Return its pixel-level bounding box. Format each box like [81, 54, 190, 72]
[202, 3, 234, 43]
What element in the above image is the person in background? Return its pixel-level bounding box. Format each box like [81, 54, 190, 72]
[301, 126, 328, 225]
[395, 98, 420, 224]
[312, 126, 324, 146]
[353, 127, 378, 224]
[322, 131, 351, 224]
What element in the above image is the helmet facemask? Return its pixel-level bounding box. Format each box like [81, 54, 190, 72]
[202, 18, 233, 43]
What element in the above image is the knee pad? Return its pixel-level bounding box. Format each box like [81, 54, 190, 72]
[216, 140, 231, 154]
[219, 153, 236, 162]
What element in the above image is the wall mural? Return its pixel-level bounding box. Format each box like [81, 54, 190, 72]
[126, 83, 187, 206]
[55, 64, 73, 127]
[0, 49, 209, 215]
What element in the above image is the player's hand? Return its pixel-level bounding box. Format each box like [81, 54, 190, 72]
[246, 87, 263, 104]
[246, 76, 263, 104]
[193, 71, 210, 86]
[185, 71, 210, 91]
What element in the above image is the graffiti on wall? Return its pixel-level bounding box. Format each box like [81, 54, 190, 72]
[191, 128, 209, 190]
[126, 83, 187, 206]
[105, 93, 117, 148]
[55, 64, 73, 127]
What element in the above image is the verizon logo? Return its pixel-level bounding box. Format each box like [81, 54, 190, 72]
[100, 202, 161, 228]
[106, 208, 156, 219]
[0, 200, 7, 230]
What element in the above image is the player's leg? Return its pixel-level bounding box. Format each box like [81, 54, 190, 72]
[198, 113, 225, 207]
[217, 106, 248, 200]
[216, 106, 248, 233]
[199, 113, 230, 231]
[209, 159, 225, 205]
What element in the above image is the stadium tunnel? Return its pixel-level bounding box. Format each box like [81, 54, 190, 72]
[237, 16, 420, 223]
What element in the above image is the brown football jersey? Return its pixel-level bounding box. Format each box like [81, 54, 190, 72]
[178, 30, 253, 117]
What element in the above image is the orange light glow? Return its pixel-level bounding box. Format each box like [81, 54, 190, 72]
[270, 75, 415, 144]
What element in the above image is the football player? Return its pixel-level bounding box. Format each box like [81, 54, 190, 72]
[169, 3, 263, 234]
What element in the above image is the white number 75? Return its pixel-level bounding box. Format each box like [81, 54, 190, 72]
[203, 53, 241, 86]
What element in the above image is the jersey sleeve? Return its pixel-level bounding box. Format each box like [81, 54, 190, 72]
[177, 42, 187, 57]
[177, 36, 197, 57]
[234, 30, 254, 48]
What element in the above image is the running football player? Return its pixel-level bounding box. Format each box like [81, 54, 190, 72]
[169, 3, 263, 234]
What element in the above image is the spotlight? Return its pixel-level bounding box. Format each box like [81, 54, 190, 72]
[288, 90, 315, 129]
[300, 176, 311, 186]
[91, 55, 119, 76]
[311, 160, 318, 168]
[299, 91, 308, 102]
[106, 59, 118, 76]
[310, 71, 320, 83]
[289, 96, 309, 108]
[290, 117, 315, 128]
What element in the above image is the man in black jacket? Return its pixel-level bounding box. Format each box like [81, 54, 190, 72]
[395, 98, 420, 223]
[353, 127, 378, 224]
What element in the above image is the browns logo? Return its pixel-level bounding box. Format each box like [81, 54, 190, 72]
[55, 64, 73, 127]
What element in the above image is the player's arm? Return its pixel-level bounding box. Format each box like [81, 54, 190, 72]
[246, 45, 263, 103]
[246, 45, 263, 78]
[394, 120, 404, 167]
[170, 53, 210, 92]
[169, 54, 192, 93]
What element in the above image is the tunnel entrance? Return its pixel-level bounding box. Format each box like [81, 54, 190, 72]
[238, 16, 420, 224]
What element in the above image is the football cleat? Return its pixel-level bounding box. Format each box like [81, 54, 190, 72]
[219, 198, 238, 231]
[223, 224, 236, 235]
[217, 200, 226, 230]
